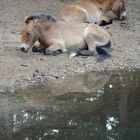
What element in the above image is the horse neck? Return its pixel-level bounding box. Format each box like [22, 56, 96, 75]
[36, 22, 53, 46]
[81, 0, 113, 13]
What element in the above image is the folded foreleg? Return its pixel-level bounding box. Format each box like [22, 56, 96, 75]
[44, 44, 67, 56]
[99, 15, 113, 26]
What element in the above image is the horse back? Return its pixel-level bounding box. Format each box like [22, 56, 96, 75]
[59, 0, 102, 23]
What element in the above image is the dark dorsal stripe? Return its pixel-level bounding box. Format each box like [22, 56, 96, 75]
[25, 13, 56, 23]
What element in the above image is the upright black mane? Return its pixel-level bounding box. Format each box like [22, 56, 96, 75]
[25, 13, 56, 23]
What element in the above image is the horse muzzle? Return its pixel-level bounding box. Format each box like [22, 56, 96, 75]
[20, 43, 30, 53]
[119, 11, 127, 20]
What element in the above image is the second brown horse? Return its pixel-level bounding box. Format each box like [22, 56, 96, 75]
[59, 0, 127, 25]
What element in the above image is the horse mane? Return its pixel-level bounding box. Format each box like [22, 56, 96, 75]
[25, 13, 56, 24]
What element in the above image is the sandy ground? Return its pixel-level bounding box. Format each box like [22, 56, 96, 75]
[0, 0, 140, 92]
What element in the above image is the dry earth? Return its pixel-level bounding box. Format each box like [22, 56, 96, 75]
[0, 0, 140, 92]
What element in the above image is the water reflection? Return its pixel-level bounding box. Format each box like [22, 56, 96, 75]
[0, 70, 140, 140]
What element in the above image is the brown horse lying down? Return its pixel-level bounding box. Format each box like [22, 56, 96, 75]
[59, 0, 127, 25]
[20, 14, 111, 61]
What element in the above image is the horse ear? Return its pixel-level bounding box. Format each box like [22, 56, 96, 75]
[25, 16, 30, 24]
[25, 16, 28, 22]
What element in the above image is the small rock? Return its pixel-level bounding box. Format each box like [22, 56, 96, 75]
[21, 64, 28, 67]
[106, 26, 110, 29]
[35, 69, 39, 73]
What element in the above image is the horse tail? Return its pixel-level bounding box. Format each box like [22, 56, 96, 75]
[96, 41, 111, 61]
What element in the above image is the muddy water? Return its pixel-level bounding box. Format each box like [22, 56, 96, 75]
[0, 70, 140, 140]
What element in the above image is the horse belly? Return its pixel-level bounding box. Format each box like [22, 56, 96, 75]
[87, 10, 102, 24]
[65, 37, 86, 51]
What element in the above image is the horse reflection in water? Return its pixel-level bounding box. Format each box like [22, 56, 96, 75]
[1, 70, 140, 140]
[20, 13, 111, 61]
[21, 72, 111, 109]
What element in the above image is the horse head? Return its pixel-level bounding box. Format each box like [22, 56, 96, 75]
[20, 13, 56, 53]
[111, 0, 127, 20]
[20, 20, 40, 53]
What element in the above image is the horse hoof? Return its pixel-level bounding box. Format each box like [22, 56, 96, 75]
[75, 49, 94, 56]
[32, 46, 39, 52]
[44, 49, 63, 56]
[99, 20, 113, 26]
[97, 54, 111, 62]
[32, 46, 45, 53]
[69, 52, 77, 59]
[108, 19, 113, 24]
[99, 20, 107, 26]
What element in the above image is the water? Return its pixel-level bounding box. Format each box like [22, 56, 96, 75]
[0, 70, 140, 140]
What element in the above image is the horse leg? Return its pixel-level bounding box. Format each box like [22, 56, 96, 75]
[69, 37, 98, 59]
[99, 16, 113, 26]
[44, 44, 67, 56]
[96, 46, 111, 62]
[87, 40, 111, 62]
[84, 26, 111, 61]
[75, 48, 94, 56]
[69, 47, 94, 59]
[32, 44, 45, 53]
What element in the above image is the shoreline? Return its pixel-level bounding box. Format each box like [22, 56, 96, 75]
[0, 65, 139, 94]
